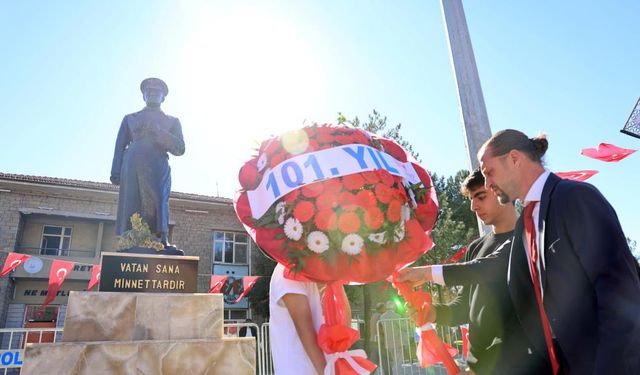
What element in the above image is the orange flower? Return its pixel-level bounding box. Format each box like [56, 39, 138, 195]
[375, 184, 393, 204]
[342, 173, 365, 190]
[323, 179, 343, 194]
[362, 171, 380, 184]
[338, 212, 361, 234]
[363, 206, 384, 230]
[315, 209, 337, 231]
[387, 200, 402, 222]
[284, 189, 300, 204]
[316, 191, 339, 210]
[355, 190, 377, 208]
[302, 181, 324, 198]
[338, 191, 358, 211]
[293, 201, 315, 223]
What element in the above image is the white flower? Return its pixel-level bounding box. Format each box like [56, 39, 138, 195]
[368, 232, 386, 244]
[284, 217, 303, 241]
[401, 204, 411, 222]
[276, 202, 286, 225]
[394, 221, 405, 242]
[257, 153, 268, 172]
[306, 231, 330, 254]
[341, 234, 364, 255]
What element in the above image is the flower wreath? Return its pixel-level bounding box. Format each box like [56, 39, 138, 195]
[234, 124, 438, 283]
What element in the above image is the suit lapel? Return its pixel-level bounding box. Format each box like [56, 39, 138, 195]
[538, 173, 561, 291]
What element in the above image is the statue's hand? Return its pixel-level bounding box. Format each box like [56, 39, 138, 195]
[110, 174, 120, 185]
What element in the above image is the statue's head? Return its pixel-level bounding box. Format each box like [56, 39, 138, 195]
[140, 78, 168, 107]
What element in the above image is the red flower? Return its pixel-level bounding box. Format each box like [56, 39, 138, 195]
[355, 190, 377, 208]
[284, 189, 300, 204]
[315, 209, 337, 231]
[342, 174, 365, 190]
[269, 153, 287, 168]
[338, 192, 358, 211]
[238, 159, 259, 190]
[317, 192, 339, 210]
[377, 170, 395, 186]
[293, 201, 315, 223]
[316, 127, 336, 144]
[387, 200, 402, 222]
[260, 137, 281, 156]
[336, 133, 357, 144]
[302, 181, 324, 198]
[323, 179, 343, 194]
[375, 184, 393, 204]
[338, 212, 361, 234]
[363, 206, 384, 230]
[362, 171, 380, 185]
[379, 139, 408, 162]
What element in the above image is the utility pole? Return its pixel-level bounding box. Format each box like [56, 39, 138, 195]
[441, 0, 492, 233]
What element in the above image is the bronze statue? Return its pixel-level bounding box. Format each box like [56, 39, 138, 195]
[110, 78, 185, 254]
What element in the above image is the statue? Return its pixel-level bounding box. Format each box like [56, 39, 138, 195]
[110, 78, 185, 255]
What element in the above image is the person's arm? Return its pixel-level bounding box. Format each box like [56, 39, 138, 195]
[110, 117, 130, 184]
[282, 293, 326, 375]
[153, 118, 185, 156]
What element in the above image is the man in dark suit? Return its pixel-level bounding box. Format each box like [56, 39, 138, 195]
[398, 169, 547, 375]
[238, 318, 258, 337]
[478, 129, 640, 374]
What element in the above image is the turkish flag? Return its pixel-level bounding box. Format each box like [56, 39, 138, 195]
[460, 325, 469, 359]
[555, 170, 598, 181]
[41, 260, 74, 309]
[446, 246, 468, 264]
[209, 275, 227, 293]
[0, 253, 31, 277]
[580, 143, 636, 162]
[233, 276, 260, 303]
[87, 264, 101, 290]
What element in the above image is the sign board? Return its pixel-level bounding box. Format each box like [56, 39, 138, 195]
[99, 252, 199, 293]
[0, 350, 24, 369]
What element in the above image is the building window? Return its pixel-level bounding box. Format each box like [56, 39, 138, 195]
[40, 225, 72, 256]
[24, 305, 59, 324]
[213, 231, 249, 264]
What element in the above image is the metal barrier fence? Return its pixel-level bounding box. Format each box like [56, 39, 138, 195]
[375, 318, 466, 375]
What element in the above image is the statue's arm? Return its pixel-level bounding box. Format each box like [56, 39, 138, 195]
[156, 118, 185, 156]
[110, 117, 130, 184]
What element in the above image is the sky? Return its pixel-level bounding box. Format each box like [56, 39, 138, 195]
[1, 1, 639, 245]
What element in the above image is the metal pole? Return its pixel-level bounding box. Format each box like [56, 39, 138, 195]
[441, 0, 492, 234]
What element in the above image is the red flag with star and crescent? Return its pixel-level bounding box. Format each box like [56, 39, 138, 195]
[580, 143, 636, 162]
[0, 253, 31, 277]
[233, 276, 260, 303]
[555, 170, 598, 182]
[41, 260, 74, 309]
[87, 264, 101, 290]
[209, 275, 227, 293]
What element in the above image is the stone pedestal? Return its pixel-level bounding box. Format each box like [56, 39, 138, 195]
[22, 292, 255, 375]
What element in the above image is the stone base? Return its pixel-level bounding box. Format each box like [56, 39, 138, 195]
[63, 292, 224, 342]
[22, 337, 255, 375]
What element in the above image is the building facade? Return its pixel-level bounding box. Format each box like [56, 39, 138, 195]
[0, 172, 255, 331]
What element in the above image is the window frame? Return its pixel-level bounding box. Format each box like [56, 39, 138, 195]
[40, 225, 73, 256]
[212, 231, 250, 265]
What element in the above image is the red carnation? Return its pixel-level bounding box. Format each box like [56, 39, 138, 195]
[260, 137, 281, 156]
[338, 212, 361, 234]
[375, 184, 393, 204]
[362, 171, 380, 185]
[269, 153, 287, 168]
[315, 209, 337, 231]
[336, 134, 357, 144]
[355, 190, 377, 207]
[387, 200, 402, 223]
[363, 206, 384, 230]
[323, 179, 343, 194]
[284, 189, 300, 204]
[352, 131, 371, 145]
[377, 170, 395, 186]
[316, 127, 336, 144]
[238, 159, 259, 190]
[343, 174, 365, 190]
[316, 192, 339, 210]
[338, 191, 358, 211]
[302, 182, 324, 198]
[293, 201, 315, 223]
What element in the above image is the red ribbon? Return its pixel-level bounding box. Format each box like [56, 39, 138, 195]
[391, 273, 460, 375]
